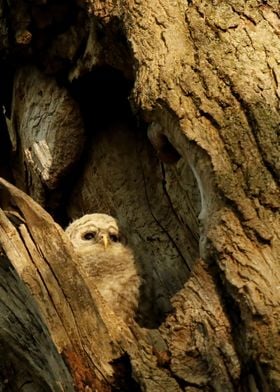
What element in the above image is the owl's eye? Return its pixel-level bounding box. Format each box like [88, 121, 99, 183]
[109, 233, 119, 242]
[83, 231, 96, 240]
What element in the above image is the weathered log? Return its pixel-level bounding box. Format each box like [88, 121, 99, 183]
[0, 178, 242, 391]
[0, 178, 120, 390]
[0, 179, 188, 391]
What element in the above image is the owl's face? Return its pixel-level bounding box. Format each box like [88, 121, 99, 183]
[66, 213, 123, 251]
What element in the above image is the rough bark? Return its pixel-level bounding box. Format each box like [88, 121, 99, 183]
[0, 0, 279, 391]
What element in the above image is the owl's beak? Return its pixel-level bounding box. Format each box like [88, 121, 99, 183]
[101, 234, 108, 249]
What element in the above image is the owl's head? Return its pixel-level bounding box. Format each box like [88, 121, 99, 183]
[66, 213, 124, 250]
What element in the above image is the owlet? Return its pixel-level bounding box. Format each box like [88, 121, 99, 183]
[65, 213, 141, 322]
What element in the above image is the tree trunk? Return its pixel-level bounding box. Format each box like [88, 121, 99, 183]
[0, 1, 279, 391]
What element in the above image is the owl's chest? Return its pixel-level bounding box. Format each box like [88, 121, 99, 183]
[78, 248, 135, 279]
[76, 246, 140, 318]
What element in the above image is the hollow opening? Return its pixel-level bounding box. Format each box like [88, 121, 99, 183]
[0, 56, 202, 329]
[69, 65, 134, 130]
[49, 66, 135, 225]
[62, 65, 201, 328]
[111, 353, 141, 392]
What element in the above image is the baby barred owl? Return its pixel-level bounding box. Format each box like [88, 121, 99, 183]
[65, 213, 141, 322]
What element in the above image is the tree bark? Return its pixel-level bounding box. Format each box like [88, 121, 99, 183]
[0, 0, 279, 391]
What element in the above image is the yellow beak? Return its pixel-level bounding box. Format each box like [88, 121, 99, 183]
[102, 234, 108, 249]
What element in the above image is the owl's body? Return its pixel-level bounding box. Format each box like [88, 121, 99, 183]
[65, 213, 140, 322]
